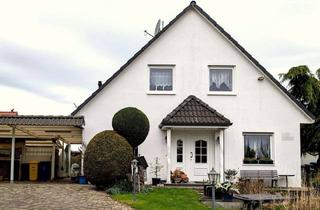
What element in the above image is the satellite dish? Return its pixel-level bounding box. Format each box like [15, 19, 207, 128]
[154, 19, 161, 35]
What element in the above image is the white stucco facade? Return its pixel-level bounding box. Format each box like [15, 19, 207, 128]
[75, 5, 313, 187]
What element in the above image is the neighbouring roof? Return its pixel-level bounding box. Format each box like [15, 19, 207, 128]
[0, 115, 84, 127]
[159, 95, 232, 128]
[71, 1, 315, 120]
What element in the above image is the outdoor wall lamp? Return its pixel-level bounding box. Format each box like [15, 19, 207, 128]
[258, 76, 265, 81]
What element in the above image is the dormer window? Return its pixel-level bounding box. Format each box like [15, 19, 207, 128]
[209, 66, 235, 94]
[148, 65, 175, 94]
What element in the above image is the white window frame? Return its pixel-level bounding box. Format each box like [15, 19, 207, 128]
[208, 65, 236, 96]
[176, 139, 183, 163]
[242, 132, 274, 166]
[147, 64, 176, 95]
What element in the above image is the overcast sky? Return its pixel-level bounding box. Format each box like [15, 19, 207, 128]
[0, 0, 319, 115]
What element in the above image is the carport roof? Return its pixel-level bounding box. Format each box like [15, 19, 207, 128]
[159, 95, 232, 128]
[0, 115, 84, 127]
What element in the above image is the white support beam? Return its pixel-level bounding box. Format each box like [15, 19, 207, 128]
[68, 144, 71, 177]
[51, 145, 55, 180]
[219, 129, 224, 183]
[10, 126, 16, 183]
[80, 151, 84, 176]
[166, 129, 172, 184]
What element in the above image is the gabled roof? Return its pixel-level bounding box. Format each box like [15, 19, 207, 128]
[71, 1, 315, 120]
[159, 95, 232, 128]
[0, 115, 84, 127]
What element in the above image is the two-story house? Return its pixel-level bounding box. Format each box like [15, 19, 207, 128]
[71, 2, 314, 187]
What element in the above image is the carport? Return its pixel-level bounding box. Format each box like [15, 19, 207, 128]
[0, 115, 84, 182]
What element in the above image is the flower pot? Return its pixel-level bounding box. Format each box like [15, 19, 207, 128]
[222, 193, 233, 202]
[152, 178, 161, 186]
[79, 176, 88, 184]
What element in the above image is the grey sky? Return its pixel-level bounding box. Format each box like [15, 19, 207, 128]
[0, 0, 319, 115]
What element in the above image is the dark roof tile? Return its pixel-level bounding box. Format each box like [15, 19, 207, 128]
[159, 95, 232, 128]
[0, 115, 84, 127]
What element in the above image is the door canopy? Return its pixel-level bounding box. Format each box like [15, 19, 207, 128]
[159, 95, 232, 129]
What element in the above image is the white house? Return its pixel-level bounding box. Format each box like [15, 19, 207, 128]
[72, 2, 314, 187]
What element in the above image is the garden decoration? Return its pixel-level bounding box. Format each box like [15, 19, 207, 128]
[208, 168, 220, 210]
[171, 168, 189, 183]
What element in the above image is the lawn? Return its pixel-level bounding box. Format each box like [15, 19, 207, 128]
[112, 187, 220, 210]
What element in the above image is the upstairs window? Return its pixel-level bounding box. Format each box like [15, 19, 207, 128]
[149, 67, 173, 92]
[209, 67, 233, 92]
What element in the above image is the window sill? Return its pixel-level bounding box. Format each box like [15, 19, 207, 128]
[147, 91, 176, 95]
[207, 91, 237, 96]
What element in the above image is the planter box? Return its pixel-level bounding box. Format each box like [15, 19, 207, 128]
[152, 178, 161, 186]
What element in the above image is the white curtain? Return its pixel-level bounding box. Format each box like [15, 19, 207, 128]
[210, 69, 232, 91]
[150, 69, 172, 91]
[244, 135, 270, 159]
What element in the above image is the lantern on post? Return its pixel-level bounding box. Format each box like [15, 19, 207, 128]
[131, 159, 138, 201]
[208, 168, 220, 210]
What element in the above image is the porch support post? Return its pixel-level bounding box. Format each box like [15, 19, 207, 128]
[10, 126, 16, 183]
[68, 144, 71, 177]
[80, 150, 84, 176]
[51, 145, 55, 180]
[219, 129, 224, 183]
[166, 128, 172, 184]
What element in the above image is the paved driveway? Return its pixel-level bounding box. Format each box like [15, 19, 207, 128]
[0, 183, 132, 210]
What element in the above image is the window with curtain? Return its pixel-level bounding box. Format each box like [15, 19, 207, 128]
[209, 68, 233, 91]
[195, 140, 207, 163]
[244, 134, 271, 160]
[149, 68, 173, 91]
[177, 140, 183, 163]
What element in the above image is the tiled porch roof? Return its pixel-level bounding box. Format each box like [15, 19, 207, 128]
[159, 95, 232, 128]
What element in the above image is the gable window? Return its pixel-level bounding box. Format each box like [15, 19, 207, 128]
[149, 66, 173, 92]
[195, 140, 207, 163]
[243, 133, 273, 164]
[177, 140, 183, 163]
[209, 66, 234, 92]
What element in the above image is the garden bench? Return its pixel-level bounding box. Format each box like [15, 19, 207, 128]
[240, 170, 279, 187]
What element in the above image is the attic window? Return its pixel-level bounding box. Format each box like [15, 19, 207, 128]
[148, 65, 174, 93]
[209, 66, 234, 93]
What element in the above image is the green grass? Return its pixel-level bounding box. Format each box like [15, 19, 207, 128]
[112, 187, 217, 210]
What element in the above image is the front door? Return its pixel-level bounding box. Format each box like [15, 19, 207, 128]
[172, 132, 212, 182]
[188, 134, 210, 181]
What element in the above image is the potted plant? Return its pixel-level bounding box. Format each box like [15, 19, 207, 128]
[258, 158, 274, 164]
[215, 182, 239, 202]
[243, 158, 258, 164]
[150, 157, 163, 185]
[224, 169, 238, 182]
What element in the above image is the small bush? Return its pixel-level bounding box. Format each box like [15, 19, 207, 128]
[112, 107, 150, 148]
[106, 179, 133, 195]
[84, 130, 133, 188]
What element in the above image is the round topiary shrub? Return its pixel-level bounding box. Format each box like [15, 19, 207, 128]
[112, 107, 150, 148]
[84, 130, 133, 187]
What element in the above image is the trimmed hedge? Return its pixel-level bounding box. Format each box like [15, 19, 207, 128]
[112, 107, 150, 148]
[84, 130, 133, 187]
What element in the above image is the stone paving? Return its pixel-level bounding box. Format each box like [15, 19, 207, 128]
[0, 182, 132, 210]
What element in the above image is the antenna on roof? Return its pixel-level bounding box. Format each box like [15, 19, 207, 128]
[154, 19, 161, 35]
[144, 19, 164, 38]
[73, 103, 78, 108]
[144, 30, 154, 38]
